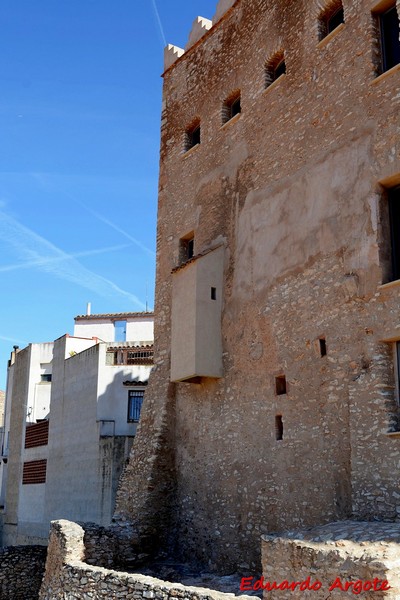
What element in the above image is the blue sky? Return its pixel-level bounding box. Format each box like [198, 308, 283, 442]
[0, 0, 218, 389]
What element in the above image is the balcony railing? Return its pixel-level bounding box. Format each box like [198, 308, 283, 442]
[106, 345, 153, 366]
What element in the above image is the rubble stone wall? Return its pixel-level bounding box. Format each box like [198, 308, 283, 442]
[261, 521, 400, 599]
[0, 545, 47, 600]
[39, 520, 252, 600]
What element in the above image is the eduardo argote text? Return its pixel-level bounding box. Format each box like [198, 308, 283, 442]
[240, 575, 391, 595]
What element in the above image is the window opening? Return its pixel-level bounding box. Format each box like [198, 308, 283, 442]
[222, 91, 241, 124]
[179, 234, 195, 264]
[265, 51, 286, 88]
[319, 338, 327, 357]
[275, 375, 287, 395]
[380, 5, 400, 73]
[389, 186, 400, 281]
[211, 287, 217, 300]
[40, 374, 52, 382]
[397, 341, 400, 406]
[273, 59, 286, 80]
[184, 120, 201, 152]
[319, 2, 344, 40]
[275, 415, 283, 441]
[128, 390, 144, 423]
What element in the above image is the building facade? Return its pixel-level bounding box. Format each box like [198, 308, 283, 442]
[1, 312, 154, 546]
[115, 0, 400, 573]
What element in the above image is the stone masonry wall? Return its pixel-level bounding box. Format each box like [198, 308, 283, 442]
[261, 521, 400, 599]
[0, 545, 47, 600]
[116, 0, 400, 574]
[39, 520, 253, 600]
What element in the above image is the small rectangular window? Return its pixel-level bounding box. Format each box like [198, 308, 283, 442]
[184, 121, 201, 152]
[40, 374, 52, 382]
[327, 6, 344, 33]
[275, 415, 283, 441]
[319, 338, 327, 357]
[222, 91, 241, 124]
[381, 6, 400, 72]
[275, 375, 287, 395]
[388, 186, 400, 281]
[128, 390, 144, 422]
[265, 51, 286, 88]
[396, 341, 400, 406]
[319, 2, 344, 40]
[179, 234, 195, 265]
[211, 287, 217, 300]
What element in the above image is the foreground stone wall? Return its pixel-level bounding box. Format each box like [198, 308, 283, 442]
[261, 521, 400, 599]
[0, 545, 47, 600]
[39, 520, 252, 600]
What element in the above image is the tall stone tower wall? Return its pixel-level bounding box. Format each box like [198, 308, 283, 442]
[116, 0, 400, 572]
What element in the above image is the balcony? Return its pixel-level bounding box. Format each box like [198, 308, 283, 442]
[106, 345, 154, 366]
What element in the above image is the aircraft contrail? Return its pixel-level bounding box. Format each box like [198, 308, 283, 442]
[150, 0, 167, 47]
[0, 210, 147, 309]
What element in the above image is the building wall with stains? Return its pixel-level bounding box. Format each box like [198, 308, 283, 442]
[115, 0, 400, 572]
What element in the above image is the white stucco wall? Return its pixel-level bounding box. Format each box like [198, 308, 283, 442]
[97, 344, 152, 436]
[43, 336, 151, 530]
[64, 336, 97, 358]
[44, 338, 102, 525]
[73, 316, 154, 344]
[27, 344, 54, 423]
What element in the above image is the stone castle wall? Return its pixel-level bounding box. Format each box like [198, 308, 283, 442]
[39, 520, 252, 600]
[0, 545, 47, 600]
[115, 0, 400, 573]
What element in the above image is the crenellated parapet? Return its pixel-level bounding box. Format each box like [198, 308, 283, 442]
[185, 16, 213, 50]
[163, 44, 184, 71]
[163, 0, 239, 71]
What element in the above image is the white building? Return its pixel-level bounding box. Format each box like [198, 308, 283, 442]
[1, 312, 154, 546]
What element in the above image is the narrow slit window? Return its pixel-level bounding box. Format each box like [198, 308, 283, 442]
[275, 375, 287, 396]
[319, 1, 344, 40]
[265, 51, 286, 88]
[319, 337, 327, 357]
[222, 91, 241, 125]
[380, 5, 400, 73]
[187, 238, 194, 259]
[275, 415, 283, 441]
[179, 233, 195, 265]
[211, 287, 217, 300]
[388, 186, 400, 282]
[396, 341, 400, 408]
[184, 120, 201, 152]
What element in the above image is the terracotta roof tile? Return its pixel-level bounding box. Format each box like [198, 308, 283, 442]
[75, 312, 154, 321]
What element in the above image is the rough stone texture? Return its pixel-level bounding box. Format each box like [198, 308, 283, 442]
[115, 0, 400, 575]
[39, 520, 253, 600]
[262, 521, 400, 598]
[0, 545, 47, 599]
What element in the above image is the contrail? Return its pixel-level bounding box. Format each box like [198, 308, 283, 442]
[83, 207, 156, 258]
[0, 335, 29, 345]
[150, 0, 167, 47]
[30, 174, 156, 259]
[0, 243, 131, 273]
[0, 211, 146, 310]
